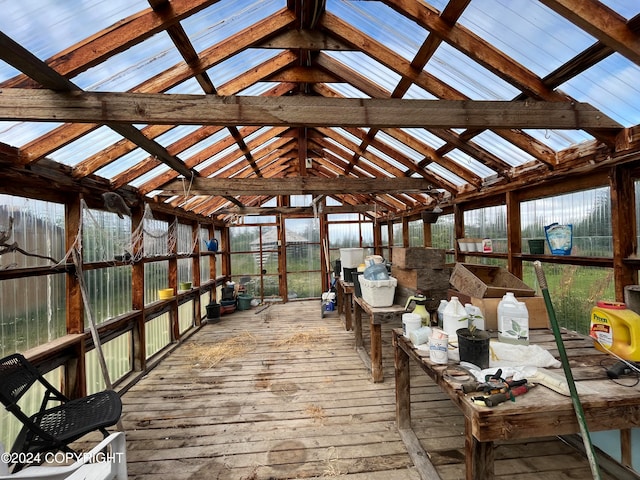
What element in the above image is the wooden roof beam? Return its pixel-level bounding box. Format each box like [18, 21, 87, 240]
[217, 205, 376, 215]
[161, 177, 433, 196]
[0, 90, 622, 130]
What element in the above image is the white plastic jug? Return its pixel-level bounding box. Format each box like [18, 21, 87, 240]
[497, 292, 529, 345]
[437, 299, 448, 329]
[442, 296, 467, 338]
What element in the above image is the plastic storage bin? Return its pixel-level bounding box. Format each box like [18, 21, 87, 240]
[358, 276, 397, 307]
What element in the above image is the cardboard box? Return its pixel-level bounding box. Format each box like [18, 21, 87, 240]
[391, 265, 451, 291]
[392, 247, 445, 270]
[449, 263, 535, 298]
[448, 289, 549, 330]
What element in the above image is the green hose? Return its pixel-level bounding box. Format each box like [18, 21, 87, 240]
[533, 261, 601, 480]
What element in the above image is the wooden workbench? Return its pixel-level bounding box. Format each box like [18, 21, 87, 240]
[393, 328, 640, 480]
[353, 296, 405, 382]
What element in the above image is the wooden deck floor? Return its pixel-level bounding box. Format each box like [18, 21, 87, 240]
[118, 300, 615, 479]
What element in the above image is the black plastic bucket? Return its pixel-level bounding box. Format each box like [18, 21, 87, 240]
[343, 267, 357, 283]
[206, 302, 220, 320]
[352, 271, 363, 298]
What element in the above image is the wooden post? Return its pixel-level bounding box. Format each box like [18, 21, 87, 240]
[277, 209, 287, 302]
[506, 191, 522, 279]
[320, 210, 329, 293]
[611, 164, 637, 301]
[393, 330, 411, 430]
[370, 319, 383, 383]
[402, 216, 409, 247]
[423, 222, 432, 247]
[131, 204, 146, 372]
[192, 220, 202, 326]
[373, 220, 382, 257]
[454, 204, 464, 262]
[64, 196, 85, 397]
[168, 217, 179, 342]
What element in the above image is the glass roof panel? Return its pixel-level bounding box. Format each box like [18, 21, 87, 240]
[365, 144, 407, 172]
[446, 149, 496, 179]
[560, 53, 640, 128]
[524, 129, 593, 151]
[181, 0, 283, 54]
[208, 49, 283, 87]
[194, 143, 243, 174]
[72, 32, 183, 92]
[153, 125, 203, 149]
[0, 122, 62, 148]
[49, 126, 123, 167]
[375, 131, 422, 162]
[129, 163, 171, 189]
[0, 0, 146, 81]
[598, 0, 640, 18]
[166, 77, 205, 95]
[427, 42, 520, 100]
[327, 0, 427, 63]
[458, 0, 595, 77]
[471, 130, 536, 168]
[95, 148, 149, 179]
[401, 128, 447, 150]
[426, 162, 466, 187]
[181, 129, 229, 163]
[239, 82, 285, 96]
[404, 84, 438, 100]
[327, 51, 400, 93]
[325, 83, 371, 99]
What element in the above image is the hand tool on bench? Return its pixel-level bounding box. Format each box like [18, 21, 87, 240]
[459, 368, 527, 394]
[478, 383, 536, 407]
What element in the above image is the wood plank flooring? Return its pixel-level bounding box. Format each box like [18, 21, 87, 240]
[116, 300, 617, 479]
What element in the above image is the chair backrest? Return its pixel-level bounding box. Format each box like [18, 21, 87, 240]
[0, 354, 41, 410]
[0, 432, 128, 479]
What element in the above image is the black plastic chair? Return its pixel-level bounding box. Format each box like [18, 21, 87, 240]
[0, 353, 122, 471]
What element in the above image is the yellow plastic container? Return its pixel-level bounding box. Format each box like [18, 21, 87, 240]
[590, 301, 640, 361]
[158, 288, 174, 300]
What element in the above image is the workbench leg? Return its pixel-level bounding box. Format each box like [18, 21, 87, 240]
[345, 293, 353, 331]
[465, 417, 494, 480]
[394, 331, 411, 430]
[336, 284, 345, 327]
[354, 301, 363, 348]
[371, 320, 383, 382]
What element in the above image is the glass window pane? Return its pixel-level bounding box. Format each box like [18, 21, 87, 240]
[521, 187, 611, 257]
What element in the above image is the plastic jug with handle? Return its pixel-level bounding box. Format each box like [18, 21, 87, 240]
[442, 296, 467, 337]
[405, 294, 431, 326]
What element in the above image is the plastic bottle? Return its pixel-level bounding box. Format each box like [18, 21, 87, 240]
[590, 301, 640, 360]
[442, 296, 467, 337]
[464, 304, 485, 331]
[437, 299, 448, 329]
[497, 292, 529, 345]
[363, 263, 389, 280]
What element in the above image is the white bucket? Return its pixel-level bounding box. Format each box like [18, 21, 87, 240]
[429, 335, 449, 364]
[340, 248, 364, 268]
[402, 313, 422, 338]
